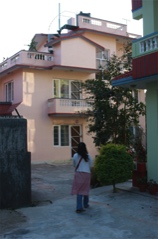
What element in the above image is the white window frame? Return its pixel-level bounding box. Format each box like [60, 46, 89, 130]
[53, 125, 70, 146]
[53, 79, 81, 99]
[96, 49, 109, 69]
[5, 81, 14, 102]
[132, 89, 139, 102]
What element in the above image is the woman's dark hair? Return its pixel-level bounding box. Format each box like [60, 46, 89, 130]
[77, 142, 89, 162]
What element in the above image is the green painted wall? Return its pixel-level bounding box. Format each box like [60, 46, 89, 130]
[132, 8, 142, 20]
[132, 0, 158, 183]
[143, 0, 158, 35]
[146, 82, 158, 182]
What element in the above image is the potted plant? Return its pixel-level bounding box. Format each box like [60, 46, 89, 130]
[147, 179, 157, 195]
[132, 128, 147, 173]
[137, 176, 147, 192]
[131, 128, 147, 187]
[135, 142, 147, 171]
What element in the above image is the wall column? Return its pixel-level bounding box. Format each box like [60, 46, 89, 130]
[146, 82, 158, 182]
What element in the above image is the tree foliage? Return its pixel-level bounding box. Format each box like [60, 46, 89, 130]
[28, 38, 37, 51]
[94, 143, 134, 192]
[82, 41, 146, 147]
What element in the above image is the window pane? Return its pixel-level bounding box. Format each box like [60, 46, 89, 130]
[5, 84, 8, 101]
[8, 83, 12, 101]
[71, 81, 80, 99]
[54, 126, 59, 145]
[11, 82, 14, 101]
[61, 125, 69, 146]
[5, 81, 14, 102]
[96, 50, 102, 59]
[103, 50, 109, 60]
[60, 80, 69, 98]
[54, 80, 59, 98]
[96, 59, 101, 68]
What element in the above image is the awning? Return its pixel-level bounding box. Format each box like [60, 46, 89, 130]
[0, 102, 21, 117]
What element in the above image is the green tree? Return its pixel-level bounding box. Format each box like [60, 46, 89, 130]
[94, 143, 134, 192]
[28, 38, 37, 51]
[82, 41, 146, 147]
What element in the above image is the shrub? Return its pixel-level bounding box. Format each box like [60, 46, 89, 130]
[90, 167, 101, 188]
[94, 143, 134, 192]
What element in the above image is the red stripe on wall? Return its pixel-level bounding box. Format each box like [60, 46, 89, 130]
[133, 52, 158, 79]
[132, 0, 142, 11]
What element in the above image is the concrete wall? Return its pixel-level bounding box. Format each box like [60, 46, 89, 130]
[0, 118, 31, 209]
[146, 82, 158, 182]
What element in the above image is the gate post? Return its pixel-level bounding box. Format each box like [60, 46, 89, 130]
[0, 118, 31, 209]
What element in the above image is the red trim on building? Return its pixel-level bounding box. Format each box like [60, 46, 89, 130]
[0, 102, 21, 116]
[112, 70, 133, 81]
[132, 0, 142, 11]
[133, 52, 158, 79]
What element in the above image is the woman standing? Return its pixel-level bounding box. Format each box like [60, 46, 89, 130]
[71, 142, 93, 213]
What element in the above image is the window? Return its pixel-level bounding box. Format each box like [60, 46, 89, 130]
[83, 18, 91, 24]
[54, 79, 69, 98]
[71, 81, 81, 99]
[82, 18, 102, 26]
[53, 125, 69, 146]
[132, 90, 138, 102]
[96, 49, 109, 69]
[130, 126, 140, 137]
[5, 81, 14, 102]
[53, 79, 81, 99]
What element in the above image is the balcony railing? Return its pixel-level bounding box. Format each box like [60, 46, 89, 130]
[133, 32, 158, 58]
[132, 0, 142, 11]
[140, 36, 158, 54]
[48, 98, 92, 115]
[0, 51, 54, 73]
[78, 15, 140, 39]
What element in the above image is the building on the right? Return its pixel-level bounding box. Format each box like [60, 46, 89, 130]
[112, 0, 158, 183]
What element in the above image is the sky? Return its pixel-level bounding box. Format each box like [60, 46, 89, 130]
[0, 0, 143, 62]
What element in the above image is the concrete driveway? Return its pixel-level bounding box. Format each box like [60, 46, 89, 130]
[0, 163, 158, 239]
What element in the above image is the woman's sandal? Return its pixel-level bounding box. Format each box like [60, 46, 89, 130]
[76, 209, 85, 213]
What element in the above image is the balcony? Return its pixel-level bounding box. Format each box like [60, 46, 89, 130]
[0, 51, 54, 74]
[0, 50, 98, 76]
[48, 98, 92, 116]
[132, 32, 158, 79]
[133, 32, 158, 58]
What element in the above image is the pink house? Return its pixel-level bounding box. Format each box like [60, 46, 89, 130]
[0, 12, 144, 163]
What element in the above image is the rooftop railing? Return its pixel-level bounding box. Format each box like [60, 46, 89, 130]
[78, 15, 140, 39]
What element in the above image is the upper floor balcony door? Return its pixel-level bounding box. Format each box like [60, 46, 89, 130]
[48, 79, 91, 116]
[54, 79, 81, 100]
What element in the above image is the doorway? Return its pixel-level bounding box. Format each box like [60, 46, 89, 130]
[71, 125, 82, 157]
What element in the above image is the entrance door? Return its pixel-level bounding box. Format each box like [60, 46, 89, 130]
[71, 126, 81, 157]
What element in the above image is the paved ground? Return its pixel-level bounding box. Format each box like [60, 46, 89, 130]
[0, 163, 158, 239]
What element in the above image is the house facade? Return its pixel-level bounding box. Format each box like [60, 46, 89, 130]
[0, 12, 143, 163]
[112, 0, 158, 183]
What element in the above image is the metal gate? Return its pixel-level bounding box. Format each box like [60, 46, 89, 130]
[71, 126, 81, 157]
